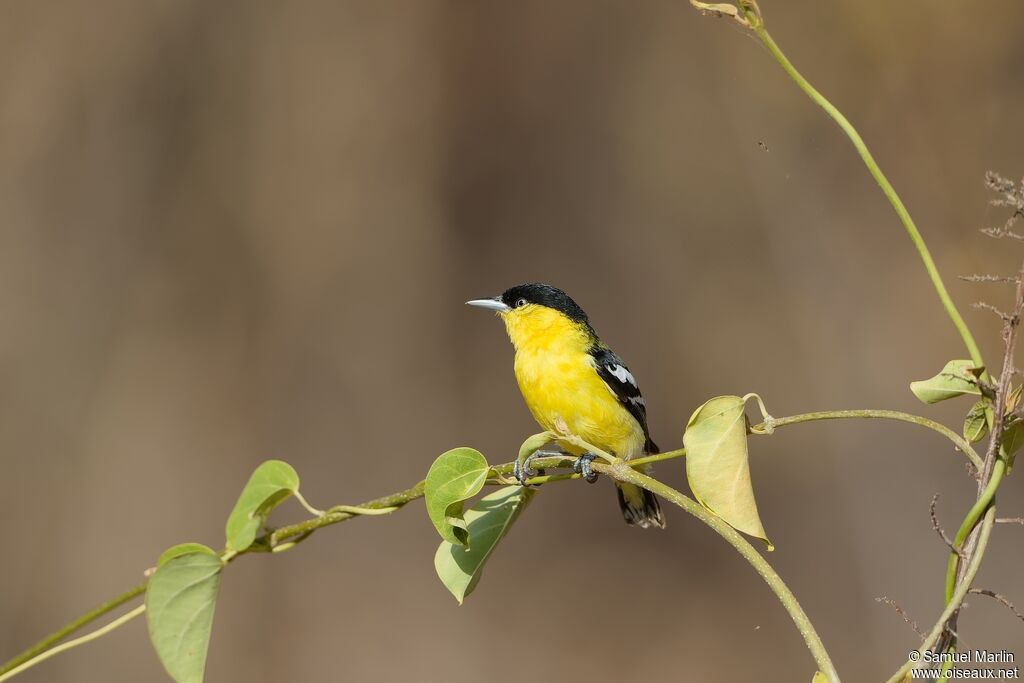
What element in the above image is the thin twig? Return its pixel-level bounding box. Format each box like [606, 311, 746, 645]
[875, 596, 924, 637]
[996, 517, 1024, 525]
[972, 301, 1011, 320]
[929, 494, 962, 558]
[937, 257, 1024, 659]
[960, 274, 1019, 283]
[981, 173, 1024, 238]
[887, 508, 997, 683]
[968, 589, 1024, 622]
[981, 226, 1024, 240]
[985, 172, 1024, 212]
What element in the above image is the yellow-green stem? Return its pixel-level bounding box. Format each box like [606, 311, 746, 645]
[0, 605, 146, 683]
[944, 459, 1005, 601]
[885, 508, 996, 683]
[739, 4, 983, 369]
[3, 405, 970, 680]
[757, 409, 982, 470]
[593, 460, 840, 681]
[0, 582, 146, 675]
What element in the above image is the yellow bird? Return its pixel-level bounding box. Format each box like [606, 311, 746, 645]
[467, 283, 665, 529]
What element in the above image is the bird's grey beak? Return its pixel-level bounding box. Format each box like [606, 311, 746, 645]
[466, 297, 511, 312]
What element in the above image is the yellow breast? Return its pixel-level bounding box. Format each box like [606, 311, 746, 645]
[502, 305, 645, 458]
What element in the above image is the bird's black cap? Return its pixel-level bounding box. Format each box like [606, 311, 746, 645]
[499, 283, 590, 325]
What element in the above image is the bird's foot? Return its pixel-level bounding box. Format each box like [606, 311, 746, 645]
[573, 453, 599, 483]
[513, 453, 547, 485]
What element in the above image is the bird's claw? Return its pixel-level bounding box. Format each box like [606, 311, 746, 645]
[514, 453, 545, 486]
[573, 453, 599, 483]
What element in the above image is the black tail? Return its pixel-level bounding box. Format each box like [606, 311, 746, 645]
[615, 437, 665, 529]
[615, 481, 665, 529]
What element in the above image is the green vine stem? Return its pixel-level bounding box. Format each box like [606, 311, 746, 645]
[2, 4, 1002, 681]
[629, 447, 686, 467]
[728, 1, 983, 369]
[754, 410, 982, 470]
[1, 406, 971, 679]
[591, 459, 840, 682]
[0, 582, 147, 675]
[0, 605, 147, 683]
[695, 5, 1019, 681]
[2, 445, 839, 682]
[935, 262, 1023, 678]
[944, 459, 1005, 602]
[885, 507, 997, 683]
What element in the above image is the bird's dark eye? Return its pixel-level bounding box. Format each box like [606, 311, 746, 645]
[515, 298, 528, 308]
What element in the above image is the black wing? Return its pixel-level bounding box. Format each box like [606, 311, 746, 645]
[590, 345, 658, 453]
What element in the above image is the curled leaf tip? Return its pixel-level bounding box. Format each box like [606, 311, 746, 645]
[910, 360, 984, 404]
[225, 460, 301, 553]
[425, 447, 490, 546]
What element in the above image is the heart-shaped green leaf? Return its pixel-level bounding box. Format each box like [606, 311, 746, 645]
[424, 447, 490, 546]
[434, 485, 534, 604]
[963, 400, 992, 443]
[910, 360, 984, 404]
[225, 460, 300, 552]
[146, 544, 223, 683]
[683, 395, 772, 549]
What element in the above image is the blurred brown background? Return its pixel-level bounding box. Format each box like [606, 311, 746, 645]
[2, 2, 1023, 681]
